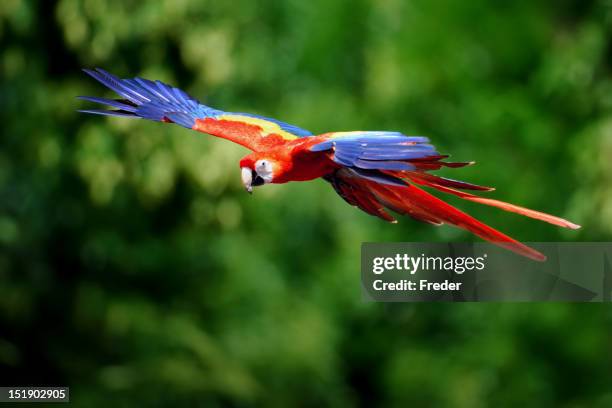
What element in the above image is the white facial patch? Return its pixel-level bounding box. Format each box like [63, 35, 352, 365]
[255, 160, 274, 183]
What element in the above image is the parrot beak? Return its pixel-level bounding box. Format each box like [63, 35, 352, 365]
[241, 167, 253, 194]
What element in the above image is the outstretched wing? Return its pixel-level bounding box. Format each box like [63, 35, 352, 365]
[310, 131, 454, 171]
[312, 131, 578, 228]
[310, 131, 481, 218]
[79, 68, 312, 152]
[310, 131, 579, 261]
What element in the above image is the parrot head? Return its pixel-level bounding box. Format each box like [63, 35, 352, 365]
[239, 154, 278, 193]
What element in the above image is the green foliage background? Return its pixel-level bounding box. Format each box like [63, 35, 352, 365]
[1, 0, 612, 406]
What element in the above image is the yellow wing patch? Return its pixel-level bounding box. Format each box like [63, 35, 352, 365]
[217, 114, 299, 141]
[325, 131, 369, 139]
[325, 131, 409, 140]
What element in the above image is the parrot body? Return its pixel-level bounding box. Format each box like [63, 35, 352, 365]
[79, 68, 580, 261]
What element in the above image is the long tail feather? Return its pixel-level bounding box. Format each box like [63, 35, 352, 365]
[364, 180, 548, 261]
[396, 171, 494, 191]
[405, 173, 580, 230]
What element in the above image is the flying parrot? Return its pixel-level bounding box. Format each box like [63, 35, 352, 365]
[79, 68, 580, 261]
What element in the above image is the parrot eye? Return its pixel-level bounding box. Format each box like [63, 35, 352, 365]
[255, 160, 271, 173]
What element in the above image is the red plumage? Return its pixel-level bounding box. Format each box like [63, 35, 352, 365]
[358, 178, 549, 261]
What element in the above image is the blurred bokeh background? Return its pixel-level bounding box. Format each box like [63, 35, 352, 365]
[1, 0, 612, 406]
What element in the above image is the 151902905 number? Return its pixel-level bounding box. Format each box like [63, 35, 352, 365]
[5, 387, 68, 401]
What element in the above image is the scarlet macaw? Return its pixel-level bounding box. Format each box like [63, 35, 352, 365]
[79, 68, 579, 261]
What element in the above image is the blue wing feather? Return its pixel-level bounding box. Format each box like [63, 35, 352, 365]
[77, 96, 137, 112]
[77, 109, 137, 118]
[310, 132, 438, 172]
[79, 68, 312, 139]
[310, 140, 334, 152]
